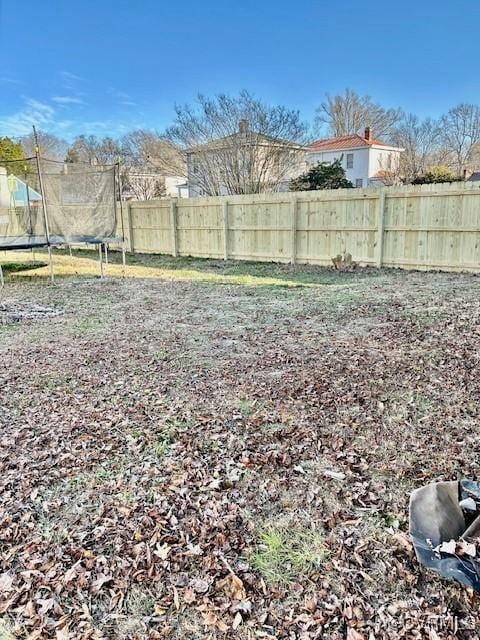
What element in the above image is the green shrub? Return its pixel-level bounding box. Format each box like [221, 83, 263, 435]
[412, 166, 462, 184]
[291, 159, 353, 191]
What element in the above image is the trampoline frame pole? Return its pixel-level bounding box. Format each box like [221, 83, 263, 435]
[47, 246, 54, 282]
[25, 167, 33, 236]
[33, 125, 54, 284]
[69, 245, 75, 274]
[0, 264, 4, 289]
[116, 163, 127, 278]
[98, 243, 104, 278]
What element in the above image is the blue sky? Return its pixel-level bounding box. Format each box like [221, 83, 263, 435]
[1, 0, 479, 140]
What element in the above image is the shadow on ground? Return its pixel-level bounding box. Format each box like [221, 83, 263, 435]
[0, 248, 391, 290]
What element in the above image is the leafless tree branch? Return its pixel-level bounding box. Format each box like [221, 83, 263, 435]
[315, 88, 403, 140]
[165, 91, 308, 195]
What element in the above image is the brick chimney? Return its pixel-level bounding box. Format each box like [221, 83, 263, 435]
[364, 127, 372, 142]
[239, 119, 249, 134]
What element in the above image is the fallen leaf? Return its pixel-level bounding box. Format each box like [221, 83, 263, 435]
[347, 629, 365, 640]
[232, 612, 243, 630]
[183, 587, 196, 604]
[0, 573, 13, 594]
[190, 578, 210, 594]
[230, 574, 247, 601]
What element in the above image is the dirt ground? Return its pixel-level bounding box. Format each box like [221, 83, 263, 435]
[1, 253, 480, 639]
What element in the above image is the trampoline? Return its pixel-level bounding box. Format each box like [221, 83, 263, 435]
[0, 133, 125, 284]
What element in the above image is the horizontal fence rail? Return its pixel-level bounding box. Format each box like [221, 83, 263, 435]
[113, 182, 480, 272]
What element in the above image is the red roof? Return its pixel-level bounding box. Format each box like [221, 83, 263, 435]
[308, 133, 390, 152]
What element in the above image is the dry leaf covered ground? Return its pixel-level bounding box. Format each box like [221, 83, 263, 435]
[1, 252, 480, 639]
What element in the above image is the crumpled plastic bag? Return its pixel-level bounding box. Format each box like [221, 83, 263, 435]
[409, 479, 480, 590]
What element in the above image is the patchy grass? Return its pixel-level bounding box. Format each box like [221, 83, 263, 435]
[0, 619, 15, 640]
[0, 260, 47, 274]
[71, 315, 106, 334]
[250, 522, 328, 585]
[0, 248, 386, 289]
[1, 260, 480, 637]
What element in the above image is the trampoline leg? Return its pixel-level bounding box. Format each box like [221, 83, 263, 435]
[69, 245, 76, 274]
[104, 244, 109, 266]
[47, 246, 55, 284]
[122, 244, 126, 277]
[99, 244, 104, 279]
[0, 264, 4, 289]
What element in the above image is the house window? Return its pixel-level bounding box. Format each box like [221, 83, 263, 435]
[355, 178, 363, 188]
[346, 153, 354, 169]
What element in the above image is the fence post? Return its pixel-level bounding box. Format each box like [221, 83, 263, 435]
[126, 202, 134, 253]
[291, 196, 298, 264]
[222, 199, 229, 261]
[170, 198, 178, 257]
[376, 190, 386, 268]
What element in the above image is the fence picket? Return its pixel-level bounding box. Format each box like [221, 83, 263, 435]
[116, 183, 480, 272]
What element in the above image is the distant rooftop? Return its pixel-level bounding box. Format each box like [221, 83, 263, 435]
[186, 119, 304, 153]
[309, 127, 402, 152]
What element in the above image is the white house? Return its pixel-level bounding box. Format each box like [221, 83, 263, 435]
[164, 175, 189, 198]
[120, 172, 188, 200]
[186, 120, 306, 197]
[306, 128, 403, 188]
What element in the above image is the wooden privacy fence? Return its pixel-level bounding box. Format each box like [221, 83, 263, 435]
[114, 182, 480, 272]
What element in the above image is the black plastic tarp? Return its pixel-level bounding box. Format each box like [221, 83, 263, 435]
[409, 479, 480, 590]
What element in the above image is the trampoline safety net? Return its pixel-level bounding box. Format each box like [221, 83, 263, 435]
[0, 157, 118, 250]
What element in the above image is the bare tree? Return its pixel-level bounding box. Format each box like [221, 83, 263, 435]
[125, 173, 166, 200]
[21, 130, 68, 161]
[66, 135, 121, 165]
[467, 142, 480, 170]
[118, 130, 185, 200]
[390, 114, 443, 182]
[121, 130, 185, 176]
[166, 91, 307, 196]
[315, 88, 403, 140]
[440, 103, 480, 174]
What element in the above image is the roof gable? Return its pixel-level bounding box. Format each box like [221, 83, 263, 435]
[308, 133, 397, 152]
[186, 131, 304, 154]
